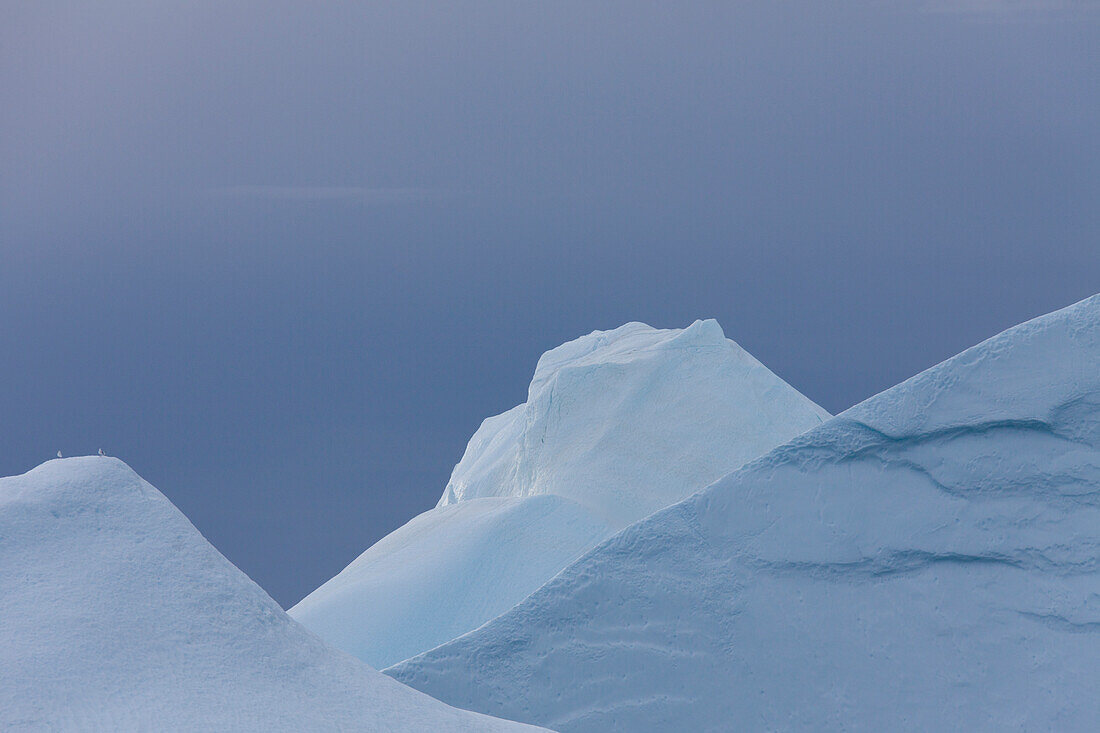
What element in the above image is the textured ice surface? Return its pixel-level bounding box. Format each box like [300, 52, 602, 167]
[389, 294, 1100, 732]
[293, 319, 828, 668]
[0, 457, 543, 731]
[438, 319, 830, 529]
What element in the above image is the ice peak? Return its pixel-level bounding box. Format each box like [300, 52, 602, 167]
[440, 319, 828, 528]
[0, 457, 544, 731]
[4, 456, 151, 508]
[292, 318, 826, 669]
[530, 319, 732, 395]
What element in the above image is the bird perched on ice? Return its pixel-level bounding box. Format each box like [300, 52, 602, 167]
[98, 448, 106, 457]
[57, 450, 62, 458]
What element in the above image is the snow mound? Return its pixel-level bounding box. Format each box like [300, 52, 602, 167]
[389, 294, 1100, 732]
[439, 319, 830, 529]
[290, 495, 610, 669]
[292, 319, 828, 668]
[0, 457, 544, 731]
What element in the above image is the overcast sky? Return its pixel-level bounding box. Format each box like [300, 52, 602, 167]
[2, 1, 1098, 606]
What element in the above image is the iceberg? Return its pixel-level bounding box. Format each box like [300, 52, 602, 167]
[0, 457, 543, 731]
[437, 319, 831, 529]
[292, 319, 829, 668]
[389, 294, 1100, 732]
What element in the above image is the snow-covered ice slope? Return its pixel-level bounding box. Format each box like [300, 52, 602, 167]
[389, 294, 1100, 732]
[437, 319, 830, 529]
[0, 457, 544, 731]
[290, 495, 611, 669]
[292, 319, 829, 668]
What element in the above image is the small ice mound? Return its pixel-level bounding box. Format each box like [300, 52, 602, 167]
[0, 457, 545, 731]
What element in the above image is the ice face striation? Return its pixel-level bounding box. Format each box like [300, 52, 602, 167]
[0, 457, 544, 732]
[388, 294, 1100, 733]
[291, 319, 829, 669]
[438, 319, 831, 529]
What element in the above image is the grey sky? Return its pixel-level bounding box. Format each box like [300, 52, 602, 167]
[2, 1, 1098, 606]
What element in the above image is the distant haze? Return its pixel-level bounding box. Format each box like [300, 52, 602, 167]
[2, 1, 1097, 607]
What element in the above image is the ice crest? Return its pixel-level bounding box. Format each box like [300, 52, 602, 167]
[292, 319, 829, 669]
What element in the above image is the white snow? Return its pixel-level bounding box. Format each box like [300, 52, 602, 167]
[0, 457, 544, 731]
[389, 294, 1100, 732]
[292, 319, 828, 668]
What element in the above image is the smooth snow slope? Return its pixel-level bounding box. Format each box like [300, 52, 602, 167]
[0, 457, 544, 731]
[290, 495, 611, 669]
[292, 319, 828, 668]
[390, 294, 1100, 732]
